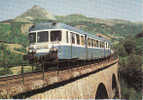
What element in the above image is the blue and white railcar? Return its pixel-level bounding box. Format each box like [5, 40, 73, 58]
[27, 22, 112, 61]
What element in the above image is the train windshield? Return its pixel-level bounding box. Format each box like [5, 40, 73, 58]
[29, 32, 36, 43]
[37, 31, 49, 42]
[50, 31, 62, 42]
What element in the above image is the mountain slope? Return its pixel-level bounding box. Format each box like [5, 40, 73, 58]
[56, 14, 143, 39]
[14, 5, 56, 22]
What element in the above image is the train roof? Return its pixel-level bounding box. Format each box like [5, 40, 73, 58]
[29, 22, 110, 42]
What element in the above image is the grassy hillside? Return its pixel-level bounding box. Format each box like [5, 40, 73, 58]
[0, 23, 28, 46]
[56, 14, 143, 39]
[0, 23, 28, 66]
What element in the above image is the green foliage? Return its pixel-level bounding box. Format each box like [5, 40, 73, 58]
[0, 67, 13, 76]
[126, 54, 142, 71]
[0, 43, 27, 67]
[120, 79, 142, 100]
[123, 38, 136, 54]
[136, 38, 143, 55]
[0, 23, 28, 45]
[117, 44, 127, 57]
[119, 57, 128, 68]
[116, 34, 143, 98]
[118, 38, 142, 72]
[14, 47, 26, 53]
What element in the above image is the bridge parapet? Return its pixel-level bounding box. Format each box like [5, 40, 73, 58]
[0, 57, 120, 99]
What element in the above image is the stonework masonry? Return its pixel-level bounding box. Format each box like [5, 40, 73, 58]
[29, 62, 121, 99]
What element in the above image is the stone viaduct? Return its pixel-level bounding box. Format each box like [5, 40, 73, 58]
[0, 58, 121, 99]
[29, 59, 121, 99]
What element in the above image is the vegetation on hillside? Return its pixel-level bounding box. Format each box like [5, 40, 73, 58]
[0, 43, 27, 67]
[56, 14, 143, 38]
[0, 23, 28, 46]
[114, 33, 143, 99]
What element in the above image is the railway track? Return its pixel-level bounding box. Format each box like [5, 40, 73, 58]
[0, 71, 42, 81]
[0, 71, 43, 87]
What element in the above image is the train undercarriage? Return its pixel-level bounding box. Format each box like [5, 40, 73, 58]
[23, 52, 116, 71]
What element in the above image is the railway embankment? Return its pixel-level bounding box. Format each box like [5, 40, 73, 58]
[0, 58, 118, 98]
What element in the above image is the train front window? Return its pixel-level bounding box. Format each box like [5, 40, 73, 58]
[37, 31, 49, 42]
[51, 31, 62, 42]
[29, 32, 36, 43]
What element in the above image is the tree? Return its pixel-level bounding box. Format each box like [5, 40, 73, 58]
[123, 38, 136, 54]
[117, 44, 127, 57]
[126, 54, 142, 72]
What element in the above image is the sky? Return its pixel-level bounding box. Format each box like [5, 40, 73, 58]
[0, 0, 143, 22]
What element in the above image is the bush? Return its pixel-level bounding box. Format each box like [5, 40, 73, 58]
[123, 38, 136, 54]
[0, 67, 13, 76]
[117, 44, 127, 57]
[126, 54, 142, 72]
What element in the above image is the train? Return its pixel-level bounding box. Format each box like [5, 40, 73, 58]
[25, 22, 112, 64]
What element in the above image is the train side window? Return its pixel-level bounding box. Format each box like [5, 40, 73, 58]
[71, 32, 75, 44]
[92, 40, 94, 47]
[94, 40, 96, 47]
[96, 40, 98, 47]
[93, 40, 95, 47]
[101, 42, 103, 48]
[93, 40, 96, 47]
[102, 42, 104, 48]
[66, 31, 69, 43]
[100, 42, 103, 48]
[90, 39, 92, 47]
[92, 39, 94, 47]
[76, 34, 80, 45]
[91, 39, 93, 47]
[88, 38, 90, 47]
[88, 38, 92, 47]
[98, 41, 101, 48]
[106, 43, 108, 48]
[81, 35, 84, 45]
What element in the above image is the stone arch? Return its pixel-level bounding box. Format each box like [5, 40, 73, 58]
[112, 74, 119, 98]
[95, 83, 109, 99]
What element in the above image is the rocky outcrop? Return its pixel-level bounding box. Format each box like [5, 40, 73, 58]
[14, 5, 56, 22]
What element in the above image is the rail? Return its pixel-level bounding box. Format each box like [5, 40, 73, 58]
[0, 54, 118, 85]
